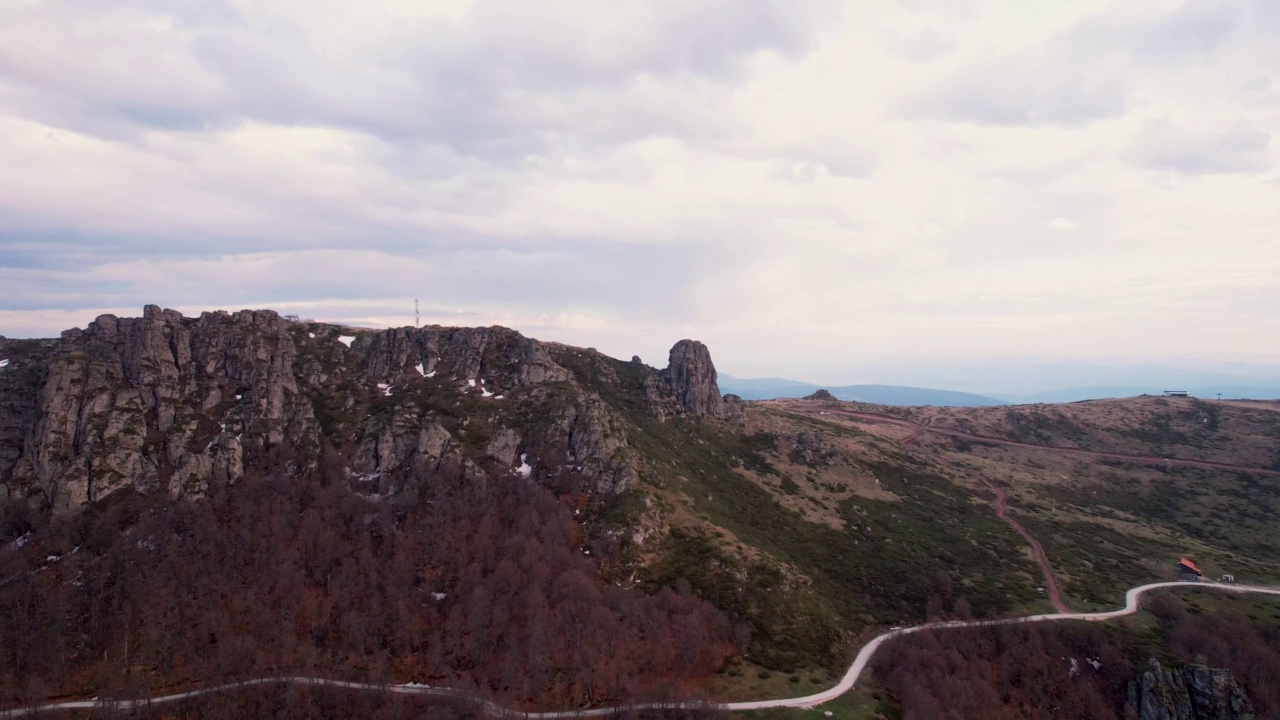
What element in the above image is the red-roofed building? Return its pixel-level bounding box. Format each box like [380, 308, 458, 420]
[1178, 558, 1203, 581]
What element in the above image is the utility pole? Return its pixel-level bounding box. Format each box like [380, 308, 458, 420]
[415, 299, 420, 328]
[1216, 392, 1222, 401]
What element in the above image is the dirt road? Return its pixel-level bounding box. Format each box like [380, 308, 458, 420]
[979, 477, 1070, 612]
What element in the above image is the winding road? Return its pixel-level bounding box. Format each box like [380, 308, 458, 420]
[5, 582, 1279, 719]
[809, 408, 1280, 476]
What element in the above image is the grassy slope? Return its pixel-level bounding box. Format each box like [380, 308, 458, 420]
[552, 352, 1043, 677]
[569, 369, 1280, 682]
[767, 397, 1280, 611]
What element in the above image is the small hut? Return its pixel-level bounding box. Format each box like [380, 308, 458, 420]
[1177, 558, 1203, 581]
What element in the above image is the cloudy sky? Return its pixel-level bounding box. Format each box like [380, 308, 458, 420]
[1, 0, 1278, 384]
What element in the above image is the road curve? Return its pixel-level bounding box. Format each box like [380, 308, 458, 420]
[4, 582, 1278, 718]
[809, 408, 1280, 477]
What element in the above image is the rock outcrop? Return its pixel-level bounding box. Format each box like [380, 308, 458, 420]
[0, 307, 733, 514]
[662, 339, 726, 419]
[4, 307, 315, 512]
[790, 431, 840, 467]
[1126, 659, 1255, 720]
[805, 389, 836, 401]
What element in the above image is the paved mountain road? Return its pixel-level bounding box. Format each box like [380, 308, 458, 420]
[5, 583, 1278, 718]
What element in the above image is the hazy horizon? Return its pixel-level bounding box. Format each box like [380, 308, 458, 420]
[4, 302, 1277, 399]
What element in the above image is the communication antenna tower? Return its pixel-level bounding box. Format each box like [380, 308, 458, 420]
[415, 299, 420, 328]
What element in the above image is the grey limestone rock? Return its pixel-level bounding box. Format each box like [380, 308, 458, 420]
[1, 306, 737, 512]
[662, 339, 725, 419]
[1127, 659, 1254, 720]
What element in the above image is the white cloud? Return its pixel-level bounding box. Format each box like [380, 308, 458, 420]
[1, 0, 1279, 375]
[1131, 117, 1272, 174]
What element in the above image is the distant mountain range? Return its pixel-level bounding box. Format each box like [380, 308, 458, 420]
[718, 375, 1280, 406]
[994, 386, 1280, 404]
[717, 375, 1007, 407]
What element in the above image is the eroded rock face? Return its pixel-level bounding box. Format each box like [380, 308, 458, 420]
[0, 306, 732, 514]
[3, 306, 314, 513]
[662, 339, 725, 419]
[1126, 659, 1255, 720]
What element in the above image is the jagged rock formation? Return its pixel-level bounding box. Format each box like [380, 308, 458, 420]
[662, 339, 726, 419]
[1126, 659, 1255, 720]
[0, 306, 734, 514]
[805, 389, 836, 401]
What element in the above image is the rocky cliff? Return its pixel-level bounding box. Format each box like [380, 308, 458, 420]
[0, 306, 735, 514]
[1127, 659, 1255, 720]
[662, 340, 726, 419]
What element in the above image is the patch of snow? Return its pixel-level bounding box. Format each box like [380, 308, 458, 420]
[584, 550, 590, 555]
[415, 363, 425, 376]
[402, 682, 432, 688]
[426, 370, 437, 378]
[12, 532, 30, 549]
[467, 378, 476, 387]
[236, 394, 242, 400]
[308, 332, 315, 338]
[516, 453, 533, 478]
[0, 359, 9, 369]
[493, 394, 504, 399]
[480, 378, 485, 385]
[338, 335, 356, 347]
[1087, 658, 1102, 671]
[377, 383, 393, 397]
[430, 593, 447, 601]
[481, 387, 494, 398]
[46, 554, 61, 564]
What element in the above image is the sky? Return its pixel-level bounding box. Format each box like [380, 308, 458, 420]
[1, 0, 1278, 385]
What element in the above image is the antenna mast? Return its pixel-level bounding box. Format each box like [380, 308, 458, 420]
[415, 299, 420, 328]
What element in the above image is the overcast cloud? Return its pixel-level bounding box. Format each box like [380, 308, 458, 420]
[1, 0, 1278, 381]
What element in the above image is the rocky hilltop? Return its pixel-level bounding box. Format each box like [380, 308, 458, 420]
[1127, 659, 1255, 720]
[0, 305, 736, 514]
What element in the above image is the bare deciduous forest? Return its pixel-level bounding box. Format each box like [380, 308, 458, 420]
[871, 593, 1280, 720]
[1150, 594, 1280, 715]
[0, 461, 733, 712]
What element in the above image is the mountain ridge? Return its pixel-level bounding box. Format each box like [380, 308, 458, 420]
[0, 305, 736, 514]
